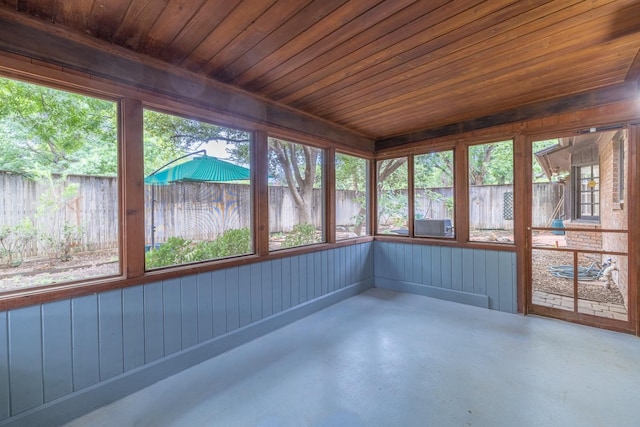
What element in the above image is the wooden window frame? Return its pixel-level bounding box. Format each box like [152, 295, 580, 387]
[335, 151, 371, 241]
[573, 163, 601, 221]
[412, 148, 456, 240]
[140, 105, 256, 270]
[0, 62, 374, 310]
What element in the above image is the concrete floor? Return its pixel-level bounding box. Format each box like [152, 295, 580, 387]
[66, 289, 640, 427]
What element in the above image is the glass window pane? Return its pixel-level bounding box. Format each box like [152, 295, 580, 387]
[143, 110, 252, 269]
[336, 153, 369, 240]
[414, 151, 454, 238]
[268, 138, 324, 250]
[469, 140, 514, 243]
[0, 76, 120, 290]
[376, 158, 408, 234]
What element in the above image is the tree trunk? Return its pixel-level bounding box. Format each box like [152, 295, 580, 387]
[271, 139, 319, 225]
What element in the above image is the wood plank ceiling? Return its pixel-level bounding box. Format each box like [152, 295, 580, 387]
[1, 0, 639, 141]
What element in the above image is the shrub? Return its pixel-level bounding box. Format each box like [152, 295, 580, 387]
[145, 228, 251, 269]
[282, 223, 318, 248]
[0, 219, 36, 268]
[40, 222, 84, 262]
[145, 237, 193, 269]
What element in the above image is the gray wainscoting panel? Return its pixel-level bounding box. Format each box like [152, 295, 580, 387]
[97, 290, 123, 382]
[0, 243, 374, 425]
[181, 275, 199, 350]
[8, 306, 43, 415]
[0, 313, 8, 419]
[374, 241, 517, 313]
[143, 282, 164, 363]
[71, 295, 99, 391]
[42, 300, 73, 403]
[122, 286, 144, 372]
[196, 272, 213, 343]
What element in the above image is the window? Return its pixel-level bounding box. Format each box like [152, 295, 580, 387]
[414, 150, 454, 238]
[268, 138, 324, 250]
[335, 153, 369, 239]
[0, 76, 120, 290]
[575, 164, 600, 220]
[143, 109, 252, 269]
[468, 140, 514, 243]
[613, 133, 625, 205]
[376, 157, 408, 235]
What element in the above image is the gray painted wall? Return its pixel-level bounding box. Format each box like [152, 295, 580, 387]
[0, 240, 518, 426]
[374, 242, 517, 313]
[0, 243, 374, 425]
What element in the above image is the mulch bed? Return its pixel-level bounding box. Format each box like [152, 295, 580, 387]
[532, 250, 625, 305]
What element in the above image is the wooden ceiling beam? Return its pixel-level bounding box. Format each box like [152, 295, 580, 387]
[376, 82, 640, 150]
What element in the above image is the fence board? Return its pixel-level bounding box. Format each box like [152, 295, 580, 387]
[1, 172, 564, 260]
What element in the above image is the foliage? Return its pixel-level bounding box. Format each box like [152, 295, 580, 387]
[377, 159, 408, 228]
[415, 189, 454, 219]
[0, 219, 36, 268]
[377, 190, 408, 228]
[282, 223, 318, 248]
[335, 153, 367, 191]
[468, 140, 513, 185]
[35, 176, 86, 261]
[144, 237, 194, 269]
[532, 139, 561, 182]
[39, 222, 84, 262]
[268, 138, 322, 225]
[414, 151, 454, 188]
[0, 76, 118, 177]
[336, 153, 369, 234]
[0, 77, 254, 178]
[143, 110, 251, 175]
[190, 228, 251, 261]
[145, 228, 251, 269]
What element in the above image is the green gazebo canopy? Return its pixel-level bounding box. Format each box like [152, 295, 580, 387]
[145, 155, 250, 185]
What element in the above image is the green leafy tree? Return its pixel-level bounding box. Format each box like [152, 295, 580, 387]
[0, 76, 117, 177]
[469, 141, 513, 185]
[335, 153, 368, 234]
[269, 138, 321, 225]
[143, 110, 251, 174]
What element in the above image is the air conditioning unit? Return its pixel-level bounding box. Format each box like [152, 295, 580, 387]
[415, 219, 453, 237]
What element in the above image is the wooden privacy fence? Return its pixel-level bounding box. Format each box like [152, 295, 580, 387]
[385, 183, 564, 230]
[1, 172, 564, 256]
[0, 172, 119, 258]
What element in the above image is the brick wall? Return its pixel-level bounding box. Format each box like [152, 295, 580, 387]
[599, 132, 629, 308]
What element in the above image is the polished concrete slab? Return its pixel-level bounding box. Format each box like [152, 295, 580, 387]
[65, 289, 640, 427]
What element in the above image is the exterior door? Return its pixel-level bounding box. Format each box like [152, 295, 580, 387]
[527, 128, 634, 332]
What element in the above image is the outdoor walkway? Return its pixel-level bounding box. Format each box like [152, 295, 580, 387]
[533, 290, 628, 320]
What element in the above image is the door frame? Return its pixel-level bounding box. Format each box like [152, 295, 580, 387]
[522, 124, 638, 334]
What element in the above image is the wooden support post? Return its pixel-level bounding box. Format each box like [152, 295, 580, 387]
[120, 98, 145, 278]
[513, 134, 529, 314]
[407, 154, 415, 237]
[325, 147, 336, 244]
[629, 124, 640, 335]
[254, 130, 270, 256]
[454, 145, 469, 243]
[372, 159, 379, 235]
